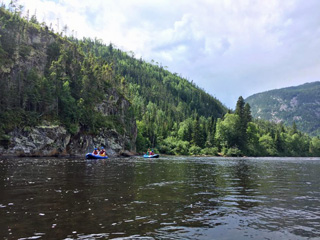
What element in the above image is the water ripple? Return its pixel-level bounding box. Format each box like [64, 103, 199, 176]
[1, 156, 320, 239]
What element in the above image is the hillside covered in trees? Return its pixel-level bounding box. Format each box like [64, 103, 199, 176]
[1, 4, 320, 157]
[245, 82, 320, 136]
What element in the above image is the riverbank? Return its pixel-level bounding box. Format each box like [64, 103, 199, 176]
[0, 120, 137, 158]
[0, 149, 138, 158]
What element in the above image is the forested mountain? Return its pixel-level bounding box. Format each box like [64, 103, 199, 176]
[76, 38, 227, 150]
[0, 5, 227, 155]
[0, 5, 139, 155]
[1, 4, 319, 157]
[245, 82, 320, 136]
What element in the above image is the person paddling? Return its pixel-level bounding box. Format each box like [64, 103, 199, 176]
[92, 148, 99, 155]
[99, 147, 106, 156]
[146, 148, 151, 155]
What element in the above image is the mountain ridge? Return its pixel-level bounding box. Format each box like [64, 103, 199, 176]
[245, 81, 320, 136]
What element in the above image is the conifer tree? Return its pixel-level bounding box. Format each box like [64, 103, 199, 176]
[235, 96, 244, 115]
[192, 115, 201, 147]
[244, 103, 252, 123]
[234, 96, 246, 150]
[292, 121, 298, 134]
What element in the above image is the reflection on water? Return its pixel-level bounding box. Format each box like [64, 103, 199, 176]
[0, 156, 320, 239]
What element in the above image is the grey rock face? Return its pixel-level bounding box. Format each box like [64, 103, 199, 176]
[6, 124, 70, 156]
[1, 123, 135, 157]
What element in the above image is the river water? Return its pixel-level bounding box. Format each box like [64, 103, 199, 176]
[0, 156, 319, 240]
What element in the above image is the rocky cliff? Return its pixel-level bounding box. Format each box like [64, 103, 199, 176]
[0, 124, 134, 157]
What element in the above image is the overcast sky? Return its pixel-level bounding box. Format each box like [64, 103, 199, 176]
[4, 0, 320, 108]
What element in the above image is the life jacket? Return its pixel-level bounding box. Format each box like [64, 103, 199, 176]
[93, 150, 99, 155]
[99, 149, 106, 156]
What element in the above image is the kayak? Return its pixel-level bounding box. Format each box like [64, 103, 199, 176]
[86, 153, 108, 159]
[143, 154, 159, 158]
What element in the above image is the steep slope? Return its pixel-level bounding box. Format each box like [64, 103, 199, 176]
[245, 82, 320, 136]
[0, 7, 136, 156]
[0, 6, 227, 155]
[77, 39, 228, 150]
[80, 39, 227, 120]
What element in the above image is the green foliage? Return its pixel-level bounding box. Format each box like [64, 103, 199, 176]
[226, 147, 242, 157]
[234, 96, 252, 151]
[215, 114, 241, 150]
[235, 96, 245, 117]
[284, 133, 309, 157]
[178, 118, 193, 142]
[189, 145, 202, 155]
[136, 120, 151, 152]
[310, 137, 320, 156]
[160, 137, 190, 155]
[200, 147, 218, 156]
[246, 122, 260, 156]
[259, 134, 277, 156]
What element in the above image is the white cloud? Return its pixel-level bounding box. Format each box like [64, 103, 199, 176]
[3, 0, 320, 108]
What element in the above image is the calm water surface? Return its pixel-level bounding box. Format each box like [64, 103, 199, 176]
[0, 156, 320, 239]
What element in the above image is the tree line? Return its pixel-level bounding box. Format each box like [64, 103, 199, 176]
[0, 4, 319, 156]
[74, 38, 320, 157]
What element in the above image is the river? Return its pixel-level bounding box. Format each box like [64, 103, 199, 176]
[0, 156, 319, 239]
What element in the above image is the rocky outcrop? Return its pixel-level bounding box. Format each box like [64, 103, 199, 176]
[0, 121, 136, 157]
[67, 128, 134, 157]
[0, 88, 137, 157]
[3, 124, 70, 156]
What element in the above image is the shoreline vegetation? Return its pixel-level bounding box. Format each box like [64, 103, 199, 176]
[0, 4, 320, 158]
[1, 153, 320, 159]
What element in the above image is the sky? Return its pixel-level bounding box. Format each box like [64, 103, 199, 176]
[3, 0, 320, 108]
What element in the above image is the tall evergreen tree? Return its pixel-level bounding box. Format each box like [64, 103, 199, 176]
[235, 96, 245, 117]
[234, 96, 247, 150]
[292, 121, 298, 134]
[192, 115, 202, 147]
[244, 103, 252, 123]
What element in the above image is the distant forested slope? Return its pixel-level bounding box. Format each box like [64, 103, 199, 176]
[245, 82, 320, 136]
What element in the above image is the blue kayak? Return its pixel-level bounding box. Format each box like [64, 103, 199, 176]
[86, 153, 108, 159]
[143, 154, 159, 158]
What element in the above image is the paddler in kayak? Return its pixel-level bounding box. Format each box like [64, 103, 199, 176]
[92, 148, 99, 155]
[99, 147, 106, 157]
[146, 148, 150, 155]
[145, 148, 155, 155]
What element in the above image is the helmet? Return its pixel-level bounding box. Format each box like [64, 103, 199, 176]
[101, 147, 104, 149]
[94, 148, 97, 150]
